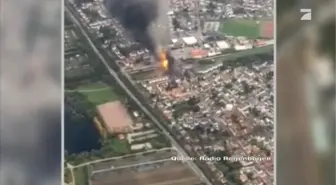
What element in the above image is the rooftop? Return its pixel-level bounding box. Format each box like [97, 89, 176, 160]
[97, 101, 133, 133]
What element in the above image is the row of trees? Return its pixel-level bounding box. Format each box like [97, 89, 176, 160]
[63, 168, 72, 184]
[65, 136, 131, 166]
[65, 133, 172, 166]
[213, 151, 249, 185]
[65, 91, 96, 120]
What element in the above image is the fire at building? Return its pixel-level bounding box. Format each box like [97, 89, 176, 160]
[156, 47, 185, 90]
[159, 49, 169, 71]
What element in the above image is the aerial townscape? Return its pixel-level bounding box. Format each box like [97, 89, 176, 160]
[64, 0, 274, 185]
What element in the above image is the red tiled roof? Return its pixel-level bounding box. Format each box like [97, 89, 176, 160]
[191, 49, 208, 58]
[97, 101, 133, 134]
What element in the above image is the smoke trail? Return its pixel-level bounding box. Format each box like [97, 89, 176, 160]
[104, 0, 158, 52]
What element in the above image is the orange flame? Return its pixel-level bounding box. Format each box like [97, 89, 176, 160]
[159, 49, 169, 71]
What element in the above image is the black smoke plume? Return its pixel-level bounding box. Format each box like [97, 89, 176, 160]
[104, 0, 158, 52]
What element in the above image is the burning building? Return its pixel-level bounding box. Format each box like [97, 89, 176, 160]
[159, 49, 169, 71]
[157, 48, 184, 90]
[157, 48, 182, 77]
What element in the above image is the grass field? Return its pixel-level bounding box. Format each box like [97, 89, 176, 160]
[74, 166, 89, 185]
[76, 82, 109, 90]
[75, 82, 119, 105]
[101, 137, 130, 155]
[220, 19, 261, 38]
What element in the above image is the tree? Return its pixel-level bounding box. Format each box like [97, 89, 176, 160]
[206, 2, 216, 15]
[172, 18, 181, 30]
[64, 168, 73, 183]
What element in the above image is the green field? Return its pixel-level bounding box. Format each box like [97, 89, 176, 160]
[101, 137, 130, 155]
[73, 167, 89, 185]
[73, 82, 119, 105]
[220, 20, 261, 38]
[76, 82, 109, 90]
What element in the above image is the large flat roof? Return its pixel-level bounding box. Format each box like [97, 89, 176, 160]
[182, 36, 197, 45]
[97, 101, 133, 133]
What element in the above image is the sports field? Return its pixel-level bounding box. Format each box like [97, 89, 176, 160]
[220, 20, 273, 38]
[72, 82, 120, 105]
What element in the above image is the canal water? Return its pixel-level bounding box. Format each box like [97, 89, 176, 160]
[64, 111, 101, 154]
